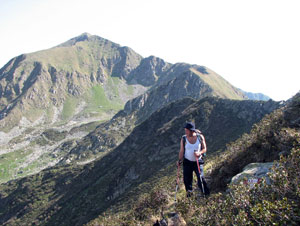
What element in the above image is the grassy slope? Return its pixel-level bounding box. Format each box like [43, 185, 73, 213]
[190, 67, 245, 100]
[27, 39, 118, 74]
[0, 149, 33, 182]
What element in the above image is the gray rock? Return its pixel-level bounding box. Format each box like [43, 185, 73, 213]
[168, 213, 186, 226]
[231, 162, 274, 186]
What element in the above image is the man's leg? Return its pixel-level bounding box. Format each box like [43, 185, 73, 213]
[183, 159, 193, 196]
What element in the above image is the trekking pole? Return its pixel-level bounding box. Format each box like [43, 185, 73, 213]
[195, 151, 205, 198]
[174, 162, 180, 203]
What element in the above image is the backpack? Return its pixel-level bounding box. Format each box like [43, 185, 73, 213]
[182, 132, 205, 164]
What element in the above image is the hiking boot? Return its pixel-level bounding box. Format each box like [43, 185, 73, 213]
[186, 190, 193, 197]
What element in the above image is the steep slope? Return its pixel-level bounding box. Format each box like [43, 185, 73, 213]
[0, 97, 281, 225]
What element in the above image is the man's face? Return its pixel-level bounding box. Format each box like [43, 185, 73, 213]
[185, 128, 192, 136]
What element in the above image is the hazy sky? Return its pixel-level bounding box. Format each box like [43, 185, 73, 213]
[1, 0, 299, 101]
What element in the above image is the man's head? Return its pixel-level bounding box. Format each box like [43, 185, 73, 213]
[184, 122, 196, 136]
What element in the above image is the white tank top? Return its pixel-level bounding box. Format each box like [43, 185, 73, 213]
[184, 136, 201, 161]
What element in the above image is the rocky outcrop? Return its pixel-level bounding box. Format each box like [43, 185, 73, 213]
[128, 56, 171, 86]
[231, 162, 274, 186]
[284, 91, 300, 127]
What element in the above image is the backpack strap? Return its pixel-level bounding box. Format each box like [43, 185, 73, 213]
[182, 135, 187, 156]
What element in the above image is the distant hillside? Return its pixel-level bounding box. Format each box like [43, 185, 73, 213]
[240, 89, 271, 101]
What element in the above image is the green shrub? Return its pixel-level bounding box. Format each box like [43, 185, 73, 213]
[133, 188, 168, 221]
[179, 147, 300, 225]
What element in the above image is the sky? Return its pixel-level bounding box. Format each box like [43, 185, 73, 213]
[0, 0, 299, 101]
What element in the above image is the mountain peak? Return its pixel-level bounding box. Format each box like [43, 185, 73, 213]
[57, 33, 117, 48]
[75, 32, 92, 41]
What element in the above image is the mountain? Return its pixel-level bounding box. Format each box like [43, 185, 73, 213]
[0, 33, 149, 183]
[0, 33, 147, 130]
[0, 96, 281, 225]
[240, 89, 271, 101]
[0, 33, 248, 183]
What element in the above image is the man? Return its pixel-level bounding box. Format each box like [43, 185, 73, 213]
[178, 122, 210, 196]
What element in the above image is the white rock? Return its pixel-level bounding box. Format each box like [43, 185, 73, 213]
[231, 162, 274, 187]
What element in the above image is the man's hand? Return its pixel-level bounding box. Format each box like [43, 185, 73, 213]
[194, 150, 201, 158]
[177, 160, 182, 166]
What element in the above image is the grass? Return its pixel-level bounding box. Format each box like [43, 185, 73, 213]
[24, 107, 44, 122]
[50, 81, 124, 132]
[83, 84, 123, 115]
[107, 76, 120, 92]
[0, 143, 64, 184]
[44, 106, 55, 124]
[27, 36, 120, 75]
[0, 148, 33, 183]
[69, 120, 103, 134]
[127, 85, 134, 95]
[190, 68, 244, 100]
[61, 96, 78, 120]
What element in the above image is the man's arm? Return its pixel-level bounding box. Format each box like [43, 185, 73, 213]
[200, 134, 207, 155]
[178, 138, 184, 163]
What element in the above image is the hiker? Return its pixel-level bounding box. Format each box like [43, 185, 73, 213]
[177, 122, 210, 196]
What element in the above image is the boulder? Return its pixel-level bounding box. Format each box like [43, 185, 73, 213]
[231, 162, 273, 187]
[168, 213, 186, 226]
